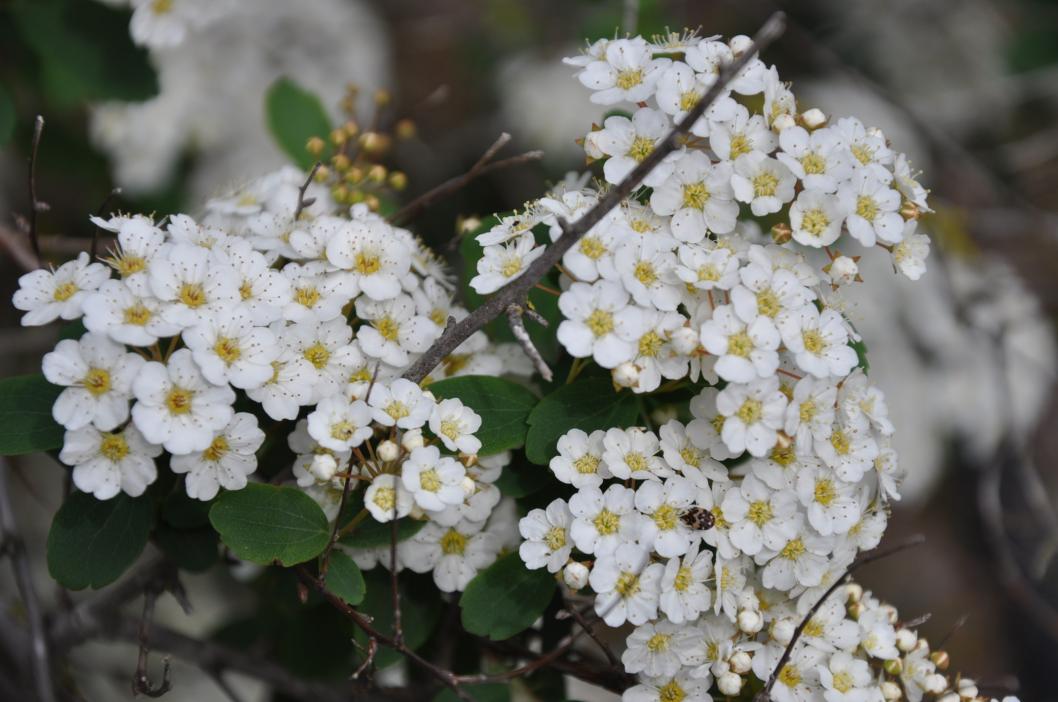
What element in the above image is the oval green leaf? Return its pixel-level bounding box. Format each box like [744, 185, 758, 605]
[0, 374, 64, 456]
[428, 375, 538, 455]
[459, 552, 556, 641]
[324, 551, 366, 605]
[47, 491, 154, 590]
[524, 376, 639, 464]
[265, 77, 331, 170]
[209, 483, 330, 566]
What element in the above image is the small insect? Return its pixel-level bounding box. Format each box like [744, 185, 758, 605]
[680, 506, 715, 531]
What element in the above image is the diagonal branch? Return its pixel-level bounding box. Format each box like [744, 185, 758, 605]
[401, 11, 787, 384]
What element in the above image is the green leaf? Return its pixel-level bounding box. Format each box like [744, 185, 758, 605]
[324, 551, 366, 605]
[209, 484, 330, 566]
[161, 490, 213, 529]
[0, 82, 14, 145]
[434, 684, 510, 702]
[0, 374, 64, 456]
[494, 460, 548, 498]
[428, 375, 537, 455]
[524, 377, 639, 465]
[265, 77, 332, 170]
[154, 524, 218, 573]
[850, 339, 869, 373]
[47, 492, 154, 589]
[11, 0, 157, 106]
[460, 552, 556, 641]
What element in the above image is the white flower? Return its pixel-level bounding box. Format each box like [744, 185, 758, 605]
[658, 420, 728, 481]
[721, 474, 799, 556]
[367, 378, 433, 429]
[356, 294, 439, 367]
[98, 215, 166, 295]
[820, 652, 875, 702]
[129, 0, 210, 48]
[833, 117, 892, 173]
[730, 245, 815, 324]
[687, 387, 736, 461]
[166, 214, 228, 250]
[814, 425, 879, 482]
[183, 307, 278, 389]
[287, 318, 362, 400]
[281, 262, 356, 323]
[170, 412, 264, 500]
[589, 543, 663, 626]
[624, 672, 713, 702]
[838, 171, 903, 247]
[569, 483, 643, 555]
[859, 608, 900, 660]
[306, 395, 373, 452]
[892, 231, 930, 280]
[659, 542, 714, 623]
[611, 237, 681, 311]
[149, 244, 238, 328]
[82, 280, 181, 346]
[604, 427, 668, 480]
[650, 152, 737, 242]
[789, 190, 845, 248]
[777, 306, 858, 379]
[575, 37, 669, 105]
[838, 371, 894, 436]
[784, 376, 838, 447]
[469, 234, 544, 294]
[796, 464, 862, 536]
[777, 126, 852, 194]
[245, 342, 315, 421]
[557, 280, 641, 368]
[715, 376, 788, 457]
[60, 425, 161, 499]
[42, 333, 144, 431]
[731, 152, 796, 216]
[429, 398, 482, 454]
[518, 498, 573, 573]
[402, 518, 500, 592]
[364, 473, 415, 523]
[635, 477, 698, 557]
[325, 217, 412, 300]
[622, 619, 703, 678]
[401, 445, 467, 513]
[593, 108, 674, 186]
[131, 348, 236, 454]
[699, 305, 780, 383]
[709, 105, 777, 161]
[757, 529, 835, 590]
[13, 252, 109, 326]
[675, 244, 740, 292]
[550, 428, 612, 488]
[214, 238, 291, 325]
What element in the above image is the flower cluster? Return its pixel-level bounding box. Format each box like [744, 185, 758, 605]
[13, 164, 526, 589]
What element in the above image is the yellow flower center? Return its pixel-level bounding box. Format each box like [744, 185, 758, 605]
[239, 280, 254, 300]
[500, 256, 523, 279]
[801, 209, 830, 237]
[682, 182, 710, 209]
[646, 633, 671, 652]
[850, 144, 873, 165]
[727, 330, 754, 358]
[629, 218, 652, 234]
[802, 329, 825, 355]
[303, 342, 331, 369]
[803, 618, 825, 639]
[152, 0, 173, 13]
[653, 503, 679, 531]
[213, 336, 242, 364]
[855, 194, 879, 221]
[429, 308, 447, 326]
[98, 433, 129, 461]
[372, 486, 396, 511]
[165, 387, 193, 415]
[729, 133, 751, 159]
[799, 400, 816, 423]
[625, 452, 647, 472]
[614, 571, 640, 598]
[544, 526, 566, 551]
[737, 398, 762, 425]
[752, 171, 779, 197]
[638, 330, 663, 357]
[439, 419, 461, 441]
[440, 528, 467, 555]
[679, 90, 700, 111]
[374, 316, 401, 342]
[330, 420, 356, 442]
[673, 566, 692, 592]
[814, 479, 836, 506]
[832, 671, 854, 694]
[82, 368, 112, 397]
[771, 444, 797, 467]
[122, 303, 152, 326]
[747, 499, 773, 526]
[711, 415, 726, 435]
[679, 447, 701, 468]
[615, 68, 644, 90]
[780, 537, 806, 560]
[294, 286, 320, 309]
[385, 401, 410, 421]
[573, 453, 601, 474]
[113, 254, 146, 278]
[801, 152, 826, 175]
[627, 136, 654, 162]
[830, 430, 850, 455]
[633, 261, 657, 285]
[202, 435, 229, 462]
[593, 508, 620, 535]
[53, 281, 78, 302]
[778, 664, 802, 688]
[178, 282, 206, 309]
[579, 236, 607, 260]
[586, 309, 614, 337]
[756, 289, 781, 317]
[698, 263, 720, 282]
[419, 469, 442, 492]
[355, 251, 382, 275]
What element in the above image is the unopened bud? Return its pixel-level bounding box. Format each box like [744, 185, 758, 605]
[332, 153, 351, 171]
[901, 201, 921, 220]
[881, 681, 902, 701]
[728, 35, 753, 56]
[957, 680, 978, 699]
[938, 694, 959, 702]
[930, 650, 950, 671]
[343, 120, 360, 139]
[829, 255, 859, 286]
[309, 453, 338, 482]
[367, 164, 387, 184]
[461, 476, 476, 497]
[925, 674, 949, 694]
[563, 562, 589, 590]
[883, 659, 903, 676]
[771, 618, 795, 646]
[583, 130, 606, 160]
[313, 165, 331, 182]
[651, 405, 678, 426]
[772, 113, 796, 131]
[895, 628, 917, 652]
[737, 609, 762, 634]
[729, 651, 752, 675]
[670, 326, 700, 355]
[401, 429, 424, 451]
[364, 194, 381, 212]
[388, 171, 408, 190]
[847, 601, 864, 620]
[395, 118, 416, 140]
[360, 131, 391, 156]
[718, 672, 743, 696]
[801, 108, 827, 129]
[845, 582, 863, 603]
[306, 136, 326, 156]
[613, 362, 640, 388]
[771, 222, 793, 245]
[377, 440, 400, 462]
[330, 127, 348, 146]
[373, 89, 391, 106]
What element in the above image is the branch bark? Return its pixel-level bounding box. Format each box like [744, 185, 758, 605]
[401, 11, 788, 384]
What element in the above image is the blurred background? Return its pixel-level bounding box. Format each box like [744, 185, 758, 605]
[1, 0, 1057, 699]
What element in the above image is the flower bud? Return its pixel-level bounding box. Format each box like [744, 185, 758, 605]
[306, 136, 326, 156]
[651, 406, 678, 426]
[377, 440, 400, 462]
[771, 222, 793, 245]
[737, 609, 762, 634]
[772, 113, 796, 132]
[729, 651, 752, 674]
[736, 591, 759, 611]
[461, 476, 476, 497]
[388, 171, 408, 191]
[718, 672, 743, 696]
[925, 674, 949, 694]
[881, 681, 902, 701]
[309, 453, 338, 482]
[845, 582, 863, 603]
[801, 108, 827, 129]
[847, 601, 864, 620]
[883, 659, 903, 676]
[563, 562, 589, 590]
[771, 618, 795, 645]
[895, 628, 917, 652]
[957, 680, 978, 699]
[583, 130, 606, 160]
[402, 429, 424, 451]
[938, 694, 959, 702]
[829, 256, 858, 286]
[728, 35, 753, 56]
[613, 362, 640, 388]
[930, 650, 950, 671]
[670, 326, 700, 355]
[395, 118, 416, 140]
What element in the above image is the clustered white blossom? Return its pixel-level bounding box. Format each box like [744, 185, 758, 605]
[14, 165, 530, 591]
[510, 30, 1013, 702]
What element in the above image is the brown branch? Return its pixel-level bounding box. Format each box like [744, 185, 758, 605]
[564, 606, 620, 668]
[401, 11, 788, 384]
[506, 303, 553, 382]
[0, 459, 56, 702]
[294, 162, 322, 221]
[754, 534, 926, 702]
[132, 583, 173, 697]
[389, 132, 544, 226]
[27, 115, 47, 267]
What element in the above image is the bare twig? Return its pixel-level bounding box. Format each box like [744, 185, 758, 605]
[294, 162, 322, 221]
[401, 11, 787, 384]
[351, 636, 378, 679]
[132, 583, 173, 697]
[754, 534, 926, 702]
[91, 188, 123, 261]
[27, 116, 47, 267]
[565, 606, 620, 667]
[0, 223, 39, 272]
[0, 459, 56, 702]
[390, 133, 544, 226]
[507, 303, 553, 382]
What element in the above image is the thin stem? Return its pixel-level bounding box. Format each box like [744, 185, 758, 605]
[27, 116, 46, 267]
